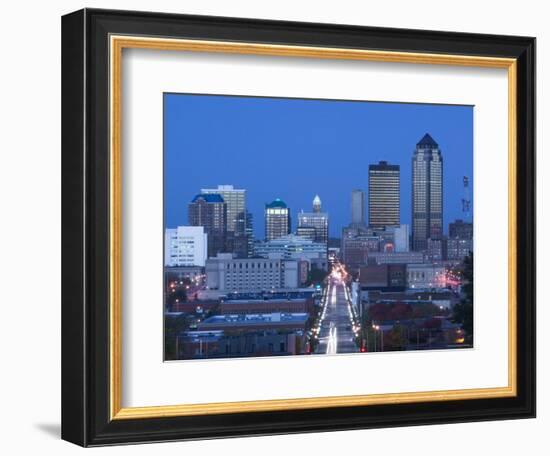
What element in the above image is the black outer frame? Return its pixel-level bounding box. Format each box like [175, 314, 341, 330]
[61, 8, 536, 447]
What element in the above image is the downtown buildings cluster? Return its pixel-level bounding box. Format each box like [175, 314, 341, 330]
[164, 133, 473, 359]
[165, 185, 330, 292]
[164, 185, 331, 359]
[341, 133, 472, 275]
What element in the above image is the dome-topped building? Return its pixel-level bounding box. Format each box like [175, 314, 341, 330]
[265, 198, 288, 209]
[265, 198, 291, 241]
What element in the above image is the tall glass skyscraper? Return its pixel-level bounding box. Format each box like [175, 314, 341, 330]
[201, 185, 246, 235]
[202, 184, 249, 257]
[368, 161, 400, 229]
[188, 193, 227, 258]
[351, 189, 366, 226]
[265, 198, 291, 241]
[412, 133, 443, 251]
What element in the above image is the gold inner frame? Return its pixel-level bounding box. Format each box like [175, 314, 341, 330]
[109, 35, 518, 420]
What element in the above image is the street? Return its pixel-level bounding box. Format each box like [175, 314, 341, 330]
[314, 273, 360, 355]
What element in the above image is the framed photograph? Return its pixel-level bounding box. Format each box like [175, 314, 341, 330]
[62, 8, 535, 446]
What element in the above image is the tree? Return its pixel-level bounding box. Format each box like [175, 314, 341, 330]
[386, 324, 409, 351]
[452, 252, 474, 344]
[164, 314, 191, 360]
[389, 302, 413, 320]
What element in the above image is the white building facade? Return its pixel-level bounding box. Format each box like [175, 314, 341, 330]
[164, 226, 208, 267]
[206, 253, 300, 292]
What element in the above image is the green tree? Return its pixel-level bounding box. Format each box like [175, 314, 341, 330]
[452, 252, 474, 344]
[386, 324, 409, 351]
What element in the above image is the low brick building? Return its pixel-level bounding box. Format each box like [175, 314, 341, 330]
[219, 297, 314, 315]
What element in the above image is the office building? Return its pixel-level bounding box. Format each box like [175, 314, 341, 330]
[188, 194, 227, 257]
[202, 185, 251, 257]
[164, 226, 208, 267]
[426, 237, 446, 262]
[206, 254, 300, 292]
[446, 238, 473, 261]
[449, 219, 473, 240]
[412, 133, 443, 251]
[445, 219, 473, 261]
[245, 210, 255, 258]
[369, 161, 400, 228]
[201, 185, 245, 234]
[297, 195, 329, 245]
[368, 251, 424, 265]
[265, 198, 291, 241]
[254, 234, 328, 270]
[296, 226, 317, 242]
[392, 224, 410, 252]
[351, 189, 366, 226]
[341, 225, 381, 269]
[359, 264, 407, 290]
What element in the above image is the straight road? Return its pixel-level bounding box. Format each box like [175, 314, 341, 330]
[314, 278, 359, 354]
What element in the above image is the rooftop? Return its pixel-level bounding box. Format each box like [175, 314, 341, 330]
[266, 198, 288, 209]
[201, 184, 246, 192]
[221, 297, 309, 304]
[191, 193, 225, 203]
[200, 312, 309, 326]
[224, 290, 317, 301]
[416, 133, 439, 148]
[369, 160, 400, 171]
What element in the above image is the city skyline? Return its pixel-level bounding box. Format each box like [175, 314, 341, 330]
[164, 94, 473, 238]
[164, 93, 474, 360]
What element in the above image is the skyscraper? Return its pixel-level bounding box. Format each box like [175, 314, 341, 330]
[351, 189, 366, 226]
[245, 210, 255, 258]
[202, 185, 248, 257]
[449, 219, 473, 240]
[201, 185, 245, 234]
[188, 193, 227, 257]
[368, 161, 400, 228]
[297, 195, 329, 246]
[412, 133, 443, 251]
[265, 198, 291, 241]
[296, 226, 316, 242]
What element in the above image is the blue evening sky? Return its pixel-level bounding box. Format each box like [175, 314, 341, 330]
[164, 93, 473, 238]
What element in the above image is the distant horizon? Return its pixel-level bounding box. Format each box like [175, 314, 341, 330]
[164, 94, 473, 238]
